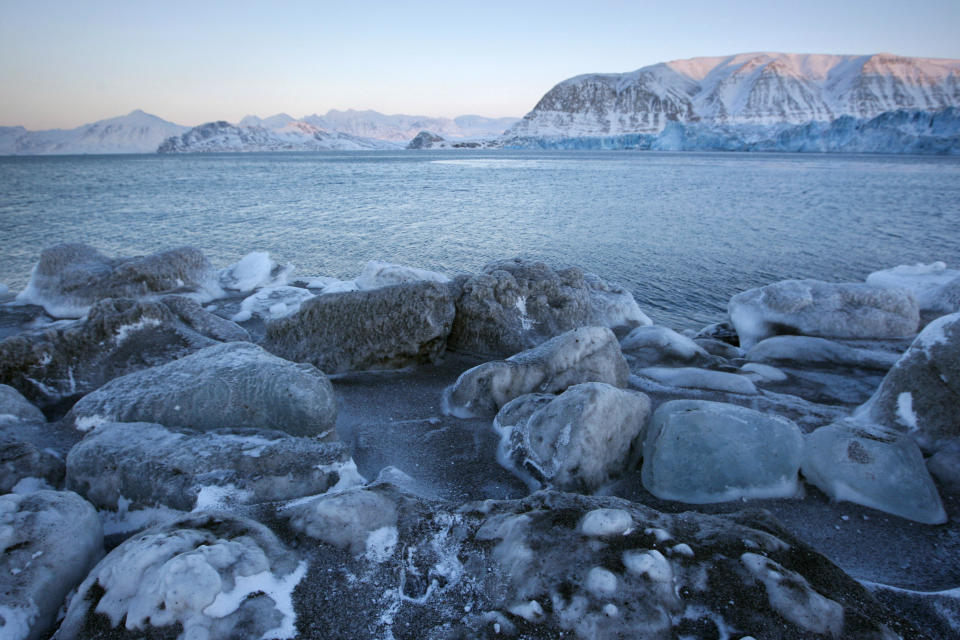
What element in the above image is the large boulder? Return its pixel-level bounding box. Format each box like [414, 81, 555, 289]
[449, 258, 651, 357]
[728, 279, 919, 349]
[15, 243, 220, 318]
[443, 326, 630, 418]
[0, 297, 244, 407]
[1, 490, 102, 640]
[264, 280, 455, 373]
[493, 383, 651, 491]
[280, 485, 914, 639]
[857, 312, 960, 451]
[66, 422, 360, 512]
[801, 421, 945, 524]
[642, 400, 805, 504]
[66, 342, 337, 438]
[55, 511, 306, 640]
[866, 261, 960, 314]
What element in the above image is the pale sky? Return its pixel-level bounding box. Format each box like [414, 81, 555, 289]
[2, 0, 959, 130]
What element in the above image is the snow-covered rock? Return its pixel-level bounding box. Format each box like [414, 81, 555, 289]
[56, 511, 305, 640]
[746, 335, 901, 370]
[728, 279, 919, 349]
[353, 261, 450, 290]
[66, 422, 359, 512]
[66, 342, 337, 438]
[493, 383, 650, 491]
[231, 285, 315, 322]
[857, 312, 960, 451]
[866, 261, 960, 313]
[14, 243, 221, 318]
[619, 325, 713, 369]
[634, 366, 759, 395]
[0, 490, 102, 640]
[264, 280, 456, 374]
[801, 422, 945, 524]
[505, 52, 960, 139]
[449, 258, 650, 357]
[444, 326, 630, 418]
[642, 400, 804, 503]
[0, 298, 228, 407]
[0, 110, 189, 155]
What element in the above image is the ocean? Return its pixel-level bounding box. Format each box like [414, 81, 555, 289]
[2, 150, 959, 330]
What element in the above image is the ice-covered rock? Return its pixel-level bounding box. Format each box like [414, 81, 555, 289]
[0, 437, 64, 494]
[449, 258, 650, 357]
[801, 422, 945, 524]
[66, 341, 337, 438]
[218, 251, 293, 293]
[857, 312, 960, 450]
[619, 325, 713, 368]
[738, 362, 789, 383]
[634, 366, 759, 395]
[746, 335, 901, 370]
[867, 261, 960, 313]
[14, 243, 220, 318]
[56, 511, 305, 640]
[354, 261, 450, 290]
[493, 382, 650, 491]
[0, 384, 46, 425]
[159, 294, 250, 342]
[642, 400, 804, 503]
[728, 279, 919, 349]
[444, 326, 630, 418]
[0, 298, 224, 406]
[66, 422, 359, 512]
[280, 486, 911, 639]
[1, 490, 102, 640]
[927, 439, 960, 494]
[264, 280, 455, 374]
[231, 285, 315, 322]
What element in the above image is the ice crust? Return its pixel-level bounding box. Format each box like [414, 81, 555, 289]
[634, 366, 758, 395]
[232, 285, 315, 322]
[354, 261, 450, 289]
[642, 400, 804, 503]
[867, 262, 960, 312]
[801, 421, 946, 524]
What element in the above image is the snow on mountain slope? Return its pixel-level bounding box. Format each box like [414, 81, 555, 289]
[299, 110, 519, 142]
[507, 53, 960, 139]
[157, 120, 399, 153]
[0, 110, 190, 155]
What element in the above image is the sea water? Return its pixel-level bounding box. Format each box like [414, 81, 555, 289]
[1, 150, 958, 329]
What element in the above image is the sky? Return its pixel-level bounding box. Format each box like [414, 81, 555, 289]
[2, 0, 959, 130]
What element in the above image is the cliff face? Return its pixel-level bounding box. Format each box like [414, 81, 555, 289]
[506, 53, 960, 139]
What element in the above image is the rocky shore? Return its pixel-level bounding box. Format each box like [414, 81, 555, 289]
[2, 244, 959, 639]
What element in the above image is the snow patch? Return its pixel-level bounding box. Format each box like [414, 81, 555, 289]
[203, 561, 307, 640]
[896, 392, 919, 430]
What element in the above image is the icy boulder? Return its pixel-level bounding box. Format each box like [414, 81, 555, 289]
[66, 422, 359, 512]
[14, 243, 220, 318]
[728, 279, 919, 349]
[642, 400, 804, 503]
[56, 511, 306, 640]
[867, 261, 960, 313]
[354, 260, 450, 289]
[444, 326, 630, 418]
[280, 486, 910, 639]
[493, 383, 651, 491]
[0, 298, 222, 406]
[619, 325, 713, 369]
[801, 422, 945, 524]
[0, 384, 45, 425]
[449, 258, 651, 357]
[218, 251, 293, 293]
[857, 312, 960, 450]
[66, 342, 337, 438]
[231, 285, 315, 322]
[0, 490, 102, 640]
[264, 280, 455, 374]
[746, 335, 901, 370]
[634, 367, 759, 395]
[0, 436, 64, 494]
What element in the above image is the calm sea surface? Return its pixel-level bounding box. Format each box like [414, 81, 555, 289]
[2, 150, 959, 330]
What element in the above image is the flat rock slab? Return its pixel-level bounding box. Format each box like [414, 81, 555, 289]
[264, 280, 455, 374]
[66, 341, 337, 438]
[0, 490, 102, 640]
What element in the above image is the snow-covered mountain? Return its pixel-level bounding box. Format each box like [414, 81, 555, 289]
[0, 110, 190, 155]
[157, 120, 399, 153]
[505, 53, 960, 140]
[298, 110, 519, 142]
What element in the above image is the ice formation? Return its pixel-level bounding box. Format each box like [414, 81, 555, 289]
[867, 262, 960, 313]
[219, 251, 293, 293]
[634, 366, 758, 395]
[619, 325, 711, 368]
[354, 261, 450, 289]
[231, 285, 315, 322]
